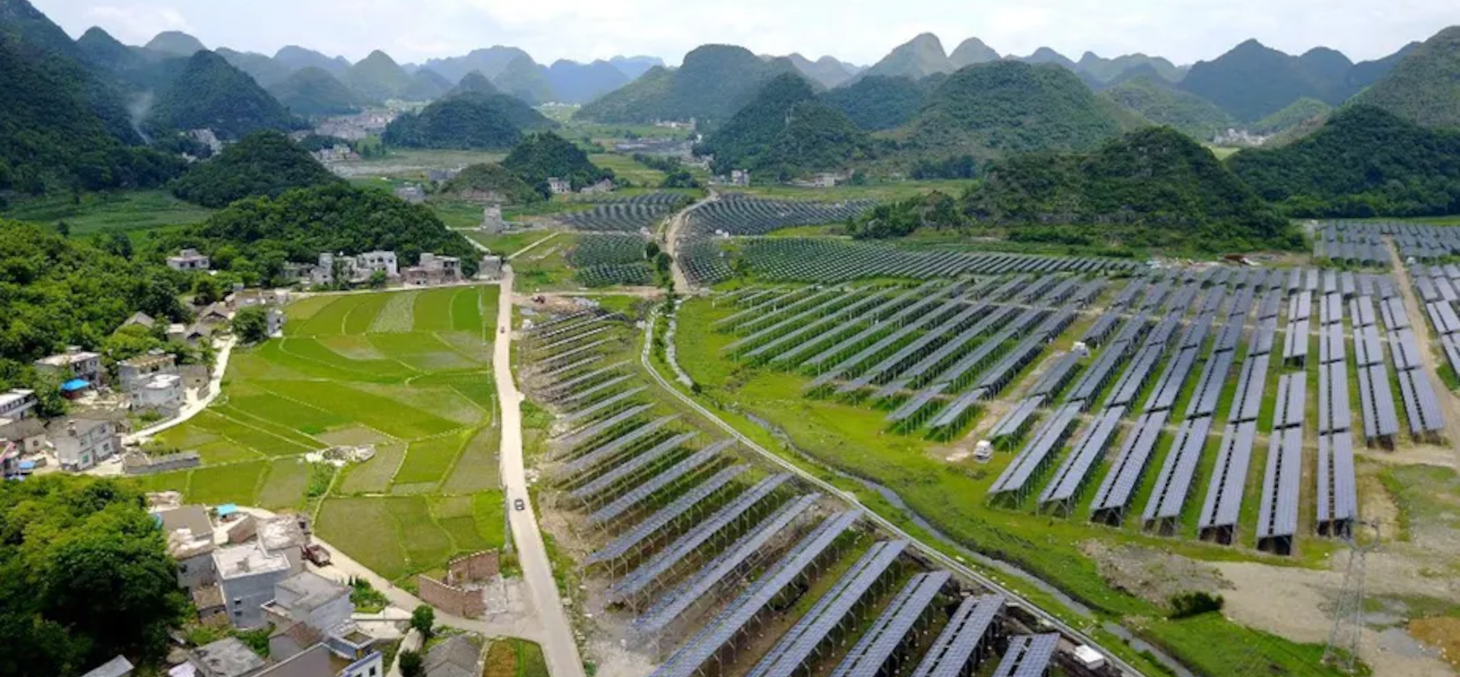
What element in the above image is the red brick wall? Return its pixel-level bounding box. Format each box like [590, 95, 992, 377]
[446, 550, 499, 585]
[417, 575, 484, 618]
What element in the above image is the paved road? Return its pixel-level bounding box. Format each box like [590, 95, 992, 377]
[126, 336, 236, 444]
[494, 266, 588, 677]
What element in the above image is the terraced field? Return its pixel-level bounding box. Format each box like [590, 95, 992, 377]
[139, 286, 506, 581]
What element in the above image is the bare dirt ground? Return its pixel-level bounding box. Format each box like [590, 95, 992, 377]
[1081, 541, 1232, 607]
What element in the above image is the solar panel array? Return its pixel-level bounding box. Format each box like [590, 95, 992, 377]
[989, 404, 1081, 500]
[1039, 406, 1124, 512]
[829, 571, 951, 677]
[908, 594, 1004, 677]
[587, 465, 748, 564]
[990, 634, 1060, 677]
[1257, 374, 1305, 555]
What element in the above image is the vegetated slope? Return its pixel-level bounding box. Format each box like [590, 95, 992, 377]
[144, 30, 206, 56]
[185, 183, 478, 274]
[1102, 75, 1234, 139]
[786, 53, 857, 88]
[0, 32, 183, 193]
[500, 132, 613, 190]
[216, 47, 291, 87]
[493, 54, 557, 104]
[1350, 27, 1460, 129]
[0, 221, 190, 366]
[145, 50, 297, 139]
[268, 67, 365, 116]
[575, 45, 799, 126]
[381, 91, 556, 150]
[1248, 97, 1331, 135]
[170, 130, 341, 208]
[440, 163, 542, 204]
[447, 71, 500, 97]
[904, 61, 1129, 157]
[346, 50, 414, 102]
[1179, 39, 1362, 121]
[965, 126, 1293, 248]
[861, 33, 952, 79]
[76, 26, 185, 92]
[1078, 52, 1185, 83]
[402, 68, 453, 101]
[1015, 47, 1079, 71]
[423, 46, 533, 83]
[1345, 41, 1421, 91]
[819, 75, 930, 131]
[546, 59, 630, 103]
[274, 45, 351, 77]
[698, 73, 869, 176]
[1228, 105, 1460, 217]
[949, 38, 1000, 68]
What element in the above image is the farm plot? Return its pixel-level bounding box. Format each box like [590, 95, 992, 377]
[145, 287, 506, 582]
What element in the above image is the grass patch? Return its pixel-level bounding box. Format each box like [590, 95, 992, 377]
[396, 432, 468, 485]
[1, 189, 214, 237]
[187, 461, 268, 506]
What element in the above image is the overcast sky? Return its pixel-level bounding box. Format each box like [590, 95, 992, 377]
[36, 0, 1459, 67]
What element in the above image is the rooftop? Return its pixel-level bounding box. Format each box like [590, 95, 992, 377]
[36, 351, 100, 367]
[214, 543, 291, 580]
[258, 514, 308, 551]
[80, 655, 134, 677]
[0, 389, 35, 405]
[121, 353, 176, 369]
[275, 571, 348, 612]
[424, 635, 481, 677]
[190, 637, 266, 677]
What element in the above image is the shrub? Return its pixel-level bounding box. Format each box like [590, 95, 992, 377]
[1169, 591, 1225, 619]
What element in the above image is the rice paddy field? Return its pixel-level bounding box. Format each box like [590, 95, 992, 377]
[137, 285, 507, 581]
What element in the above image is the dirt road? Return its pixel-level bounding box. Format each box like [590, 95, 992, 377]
[494, 266, 588, 677]
[663, 190, 718, 295]
[1385, 238, 1460, 459]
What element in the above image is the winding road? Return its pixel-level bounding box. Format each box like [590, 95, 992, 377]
[494, 266, 588, 677]
[662, 190, 718, 295]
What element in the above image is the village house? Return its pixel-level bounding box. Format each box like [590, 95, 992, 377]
[478, 255, 504, 280]
[0, 389, 37, 421]
[394, 185, 426, 204]
[136, 374, 185, 413]
[80, 656, 134, 677]
[197, 303, 234, 329]
[546, 177, 572, 195]
[480, 205, 505, 233]
[168, 248, 212, 272]
[579, 178, 614, 195]
[214, 543, 294, 629]
[227, 289, 291, 311]
[730, 169, 751, 187]
[1, 418, 47, 456]
[34, 348, 104, 385]
[155, 506, 218, 594]
[423, 635, 482, 677]
[120, 352, 177, 393]
[403, 253, 462, 286]
[263, 571, 379, 668]
[294, 252, 399, 287]
[122, 312, 157, 330]
[51, 418, 120, 471]
[189, 637, 268, 677]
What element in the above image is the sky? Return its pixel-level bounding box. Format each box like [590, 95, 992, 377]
[35, 0, 1460, 67]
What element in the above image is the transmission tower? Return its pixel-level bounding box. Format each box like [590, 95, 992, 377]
[1324, 520, 1379, 673]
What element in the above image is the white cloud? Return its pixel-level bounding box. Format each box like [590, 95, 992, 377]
[34, 0, 1460, 67]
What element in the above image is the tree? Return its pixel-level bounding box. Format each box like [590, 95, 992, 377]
[102, 231, 132, 259]
[368, 270, 388, 289]
[193, 276, 222, 306]
[410, 605, 435, 640]
[231, 306, 269, 344]
[55, 221, 70, 238]
[398, 650, 423, 677]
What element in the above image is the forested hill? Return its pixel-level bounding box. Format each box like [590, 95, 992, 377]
[1350, 26, 1460, 129]
[501, 132, 613, 191]
[963, 126, 1292, 248]
[574, 45, 799, 127]
[903, 61, 1132, 157]
[170, 131, 342, 208]
[1101, 75, 1235, 140]
[698, 73, 869, 177]
[1227, 106, 1460, 217]
[268, 67, 365, 116]
[819, 75, 931, 131]
[145, 50, 298, 140]
[346, 50, 415, 102]
[382, 90, 556, 150]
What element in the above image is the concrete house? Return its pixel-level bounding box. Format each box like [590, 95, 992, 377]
[403, 253, 461, 286]
[423, 635, 482, 677]
[189, 637, 267, 677]
[0, 389, 37, 420]
[156, 506, 218, 593]
[168, 249, 212, 271]
[355, 251, 399, 280]
[136, 374, 185, 412]
[197, 304, 234, 328]
[394, 185, 426, 204]
[215, 543, 294, 629]
[35, 348, 103, 385]
[546, 177, 571, 195]
[120, 352, 178, 394]
[52, 419, 120, 471]
[122, 312, 157, 330]
[264, 572, 377, 667]
[0, 418, 47, 455]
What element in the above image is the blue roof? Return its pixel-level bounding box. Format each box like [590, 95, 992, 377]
[216, 504, 238, 516]
[61, 379, 90, 392]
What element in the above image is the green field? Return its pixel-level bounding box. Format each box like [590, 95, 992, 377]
[142, 285, 507, 581]
[589, 153, 666, 186]
[1, 190, 215, 237]
[725, 179, 976, 202]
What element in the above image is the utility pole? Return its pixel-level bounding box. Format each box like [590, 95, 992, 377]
[1324, 520, 1379, 673]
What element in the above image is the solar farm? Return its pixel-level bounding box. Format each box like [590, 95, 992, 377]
[556, 192, 692, 233]
[517, 309, 1124, 677]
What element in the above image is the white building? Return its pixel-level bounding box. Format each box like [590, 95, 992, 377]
[547, 177, 572, 195]
[355, 251, 399, 279]
[0, 389, 36, 420]
[34, 348, 103, 384]
[403, 253, 462, 286]
[267, 308, 286, 337]
[136, 374, 184, 412]
[52, 419, 120, 471]
[214, 543, 293, 629]
[730, 169, 751, 186]
[119, 352, 177, 394]
[167, 248, 212, 271]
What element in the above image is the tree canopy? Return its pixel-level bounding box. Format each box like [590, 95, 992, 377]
[144, 51, 299, 140]
[0, 475, 188, 677]
[382, 92, 555, 150]
[698, 73, 870, 177]
[501, 132, 613, 191]
[439, 163, 543, 204]
[818, 75, 930, 131]
[169, 130, 342, 208]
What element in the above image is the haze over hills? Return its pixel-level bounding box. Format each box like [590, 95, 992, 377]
[345, 49, 415, 102]
[949, 38, 1000, 68]
[861, 33, 954, 80]
[575, 45, 800, 126]
[609, 56, 666, 79]
[274, 45, 352, 77]
[267, 66, 364, 116]
[217, 47, 292, 87]
[144, 50, 299, 140]
[784, 53, 861, 88]
[144, 30, 205, 56]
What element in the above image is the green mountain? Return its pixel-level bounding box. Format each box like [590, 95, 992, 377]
[493, 54, 557, 104]
[575, 45, 798, 127]
[501, 132, 613, 190]
[1350, 27, 1460, 129]
[949, 38, 1000, 68]
[862, 33, 952, 79]
[1249, 97, 1331, 135]
[609, 55, 664, 79]
[1346, 42, 1420, 91]
[216, 47, 291, 87]
[268, 67, 364, 116]
[1077, 52, 1184, 83]
[447, 71, 500, 97]
[1228, 105, 1460, 217]
[423, 46, 533, 83]
[145, 50, 297, 139]
[904, 61, 1130, 157]
[1016, 47, 1078, 71]
[144, 30, 205, 57]
[545, 59, 630, 104]
[965, 126, 1291, 247]
[699, 73, 869, 176]
[170, 130, 340, 207]
[381, 91, 555, 150]
[346, 50, 414, 102]
[1178, 39, 1349, 121]
[274, 45, 351, 78]
[76, 26, 187, 92]
[820, 75, 929, 130]
[1102, 75, 1234, 139]
[785, 53, 856, 88]
[402, 69, 453, 100]
[440, 163, 542, 204]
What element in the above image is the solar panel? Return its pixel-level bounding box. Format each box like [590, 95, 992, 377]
[556, 404, 654, 446]
[1040, 406, 1124, 508]
[990, 404, 1081, 496]
[559, 387, 649, 426]
[908, 595, 1003, 677]
[587, 448, 730, 525]
[1188, 350, 1236, 419]
[1090, 411, 1169, 522]
[1198, 421, 1258, 541]
[587, 465, 748, 563]
[1317, 433, 1357, 534]
[990, 634, 1060, 677]
[1144, 416, 1214, 525]
[567, 432, 702, 499]
[829, 571, 951, 677]
[558, 418, 683, 479]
